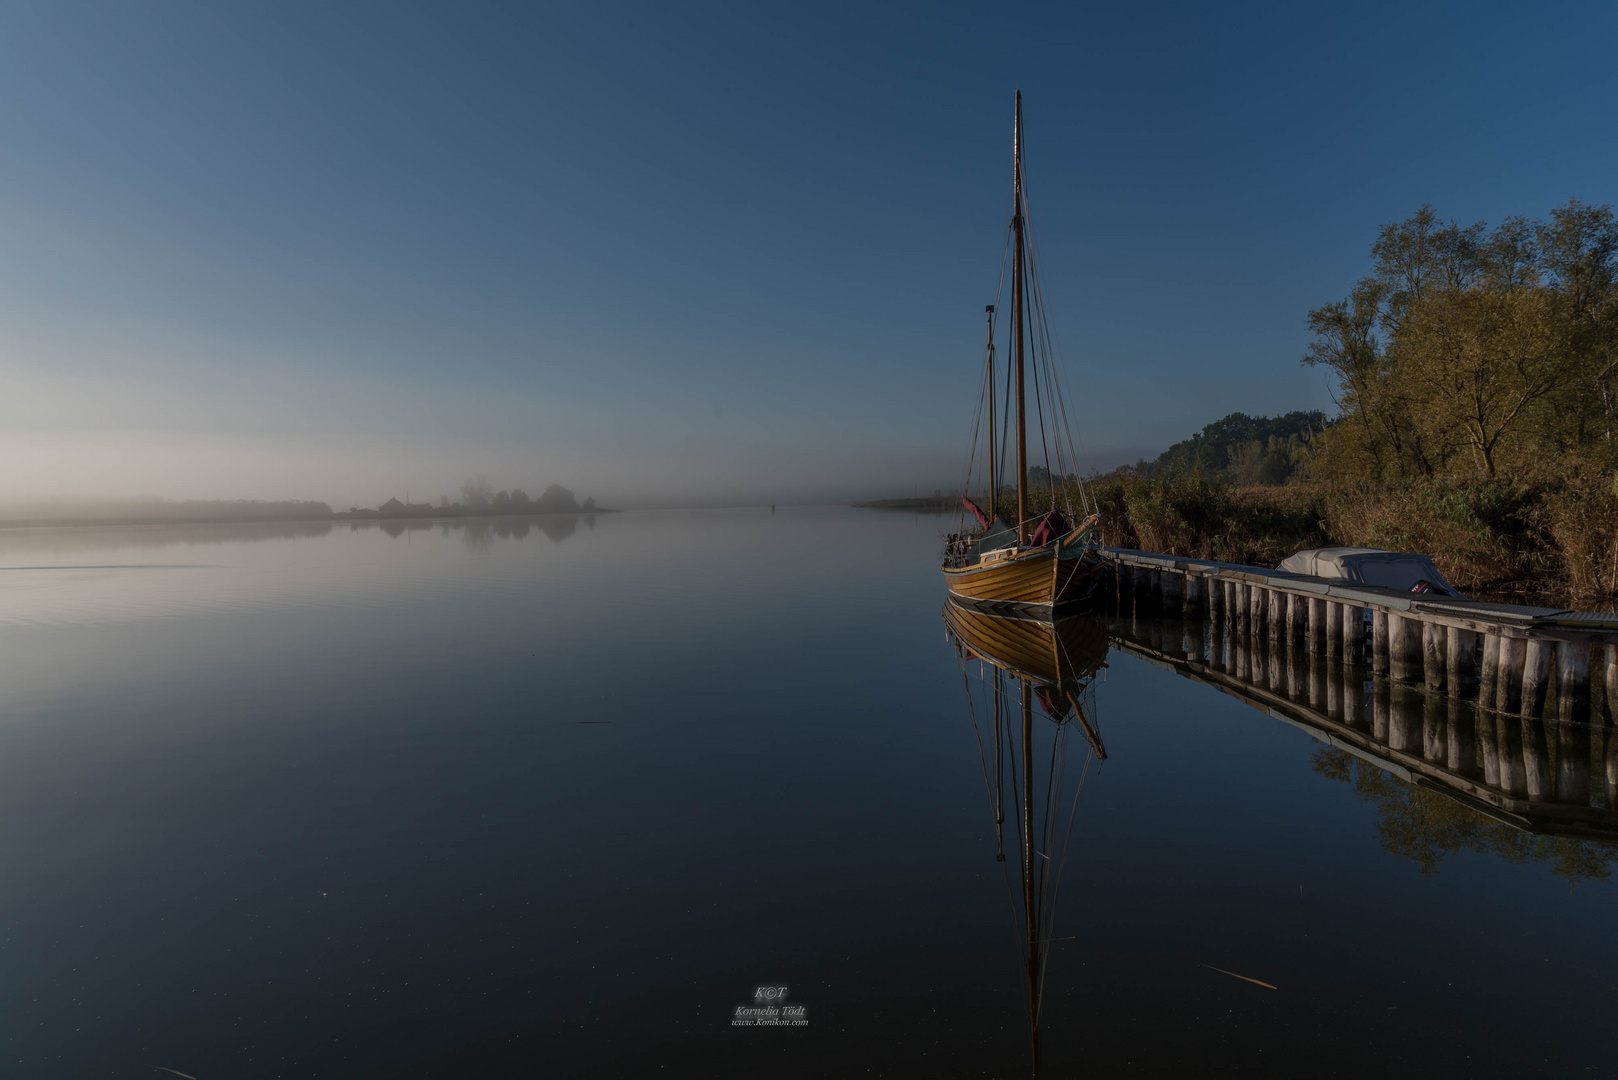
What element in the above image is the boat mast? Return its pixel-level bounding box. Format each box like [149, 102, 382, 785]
[1021, 677, 1039, 1074]
[1011, 91, 1029, 544]
[985, 304, 997, 515]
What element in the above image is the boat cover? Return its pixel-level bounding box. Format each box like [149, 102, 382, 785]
[1276, 547, 1461, 595]
[967, 518, 1018, 559]
[1029, 509, 1068, 547]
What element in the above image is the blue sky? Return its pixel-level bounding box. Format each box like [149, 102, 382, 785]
[2, 1, 1614, 507]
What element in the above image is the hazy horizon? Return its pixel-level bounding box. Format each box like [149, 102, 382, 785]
[4, 2, 1614, 509]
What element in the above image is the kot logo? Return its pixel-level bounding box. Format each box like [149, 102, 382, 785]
[732, 984, 808, 1026]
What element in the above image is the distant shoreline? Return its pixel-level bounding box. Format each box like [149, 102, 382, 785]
[852, 497, 957, 512]
[0, 508, 619, 531]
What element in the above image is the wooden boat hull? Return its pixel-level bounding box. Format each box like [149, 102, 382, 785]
[943, 599, 1109, 686]
[942, 546, 1104, 614]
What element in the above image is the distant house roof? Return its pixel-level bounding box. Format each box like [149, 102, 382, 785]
[379, 497, 405, 513]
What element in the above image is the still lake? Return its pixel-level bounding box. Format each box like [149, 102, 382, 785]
[0, 506, 1612, 1078]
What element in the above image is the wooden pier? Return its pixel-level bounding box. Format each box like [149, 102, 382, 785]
[1101, 548, 1618, 735]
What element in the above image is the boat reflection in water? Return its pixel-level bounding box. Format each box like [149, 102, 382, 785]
[943, 599, 1110, 1077]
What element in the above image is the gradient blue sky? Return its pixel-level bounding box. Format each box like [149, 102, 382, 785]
[3, 1, 1615, 507]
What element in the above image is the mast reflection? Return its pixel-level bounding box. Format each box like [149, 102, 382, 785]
[943, 599, 1110, 1077]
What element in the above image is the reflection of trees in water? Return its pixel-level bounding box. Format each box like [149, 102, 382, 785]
[449, 515, 588, 550]
[1313, 747, 1618, 886]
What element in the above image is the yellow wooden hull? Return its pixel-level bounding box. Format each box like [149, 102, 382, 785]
[941, 546, 1103, 611]
[942, 599, 1108, 686]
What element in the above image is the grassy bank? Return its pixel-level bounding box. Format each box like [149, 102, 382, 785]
[1071, 472, 1617, 607]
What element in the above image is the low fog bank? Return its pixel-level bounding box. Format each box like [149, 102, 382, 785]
[0, 497, 335, 527]
[0, 432, 1148, 522]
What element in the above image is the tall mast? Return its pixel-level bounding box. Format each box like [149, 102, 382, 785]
[1011, 92, 1029, 544]
[985, 304, 997, 514]
[1021, 677, 1039, 1074]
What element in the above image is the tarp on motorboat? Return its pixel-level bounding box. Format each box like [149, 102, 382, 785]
[1276, 546, 1462, 597]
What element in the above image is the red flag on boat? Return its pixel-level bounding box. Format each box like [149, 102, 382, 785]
[961, 496, 992, 529]
[1029, 508, 1069, 547]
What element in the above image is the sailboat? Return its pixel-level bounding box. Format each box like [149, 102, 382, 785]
[942, 92, 1104, 616]
[945, 602, 1110, 1076]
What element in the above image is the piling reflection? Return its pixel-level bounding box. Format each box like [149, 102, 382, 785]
[943, 600, 1110, 1077]
[1108, 609, 1618, 884]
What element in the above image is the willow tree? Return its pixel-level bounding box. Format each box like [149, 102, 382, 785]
[1305, 200, 1618, 483]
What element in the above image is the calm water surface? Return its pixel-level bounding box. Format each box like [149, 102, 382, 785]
[0, 507, 1612, 1077]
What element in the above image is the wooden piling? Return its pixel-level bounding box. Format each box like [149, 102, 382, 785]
[1521, 717, 1552, 802]
[1160, 570, 1183, 617]
[1480, 634, 1501, 713]
[1326, 601, 1343, 658]
[1422, 620, 1446, 693]
[1285, 592, 1305, 646]
[1607, 726, 1618, 808]
[1497, 637, 1526, 715]
[1372, 610, 1390, 676]
[1558, 642, 1591, 727]
[1309, 597, 1327, 654]
[1145, 568, 1164, 616]
[1496, 713, 1527, 797]
[1373, 680, 1390, 742]
[1448, 699, 1480, 779]
[1520, 640, 1553, 718]
[1325, 660, 1343, 720]
[1233, 582, 1250, 635]
[1423, 693, 1446, 762]
[1447, 627, 1478, 700]
[1605, 644, 1618, 727]
[1479, 709, 1501, 787]
[1267, 589, 1283, 643]
[1309, 654, 1328, 711]
[1288, 646, 1308, 701]
[1389, 614, 1421, 684]
[1183, 573, 1203, 619]
[1557, 718, 1591, 805]
[1342, 605, 1362, 662]
[1388, 684, 1420, 751]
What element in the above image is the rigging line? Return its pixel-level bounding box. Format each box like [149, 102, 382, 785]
[958, 347, 990, 531]
[998, 289, 1016, 517]
[961, 224, 1014, 535]
[1039, 745, 1094, 1007]
[1020, 190, 1078, 522]
[957, 645, 1003, 824]
[1046, 738, 1096, 929]
[1035, 700, 1063, 901]
[1031, 719, 1073, 1019]
[1021, 187, 1093, 520]
[1038, 291, 1091, 520]
[1029, 324, 1054, 514]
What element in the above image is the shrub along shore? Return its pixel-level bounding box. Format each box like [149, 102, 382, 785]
[1035, 200, 1618, 607]
[1069, 472, 1611, 607]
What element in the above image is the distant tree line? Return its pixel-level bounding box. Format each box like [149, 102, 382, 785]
[455, 478, 595, 515]
[1145, 411, 1328, 486]
[342, 479, 598, 520]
